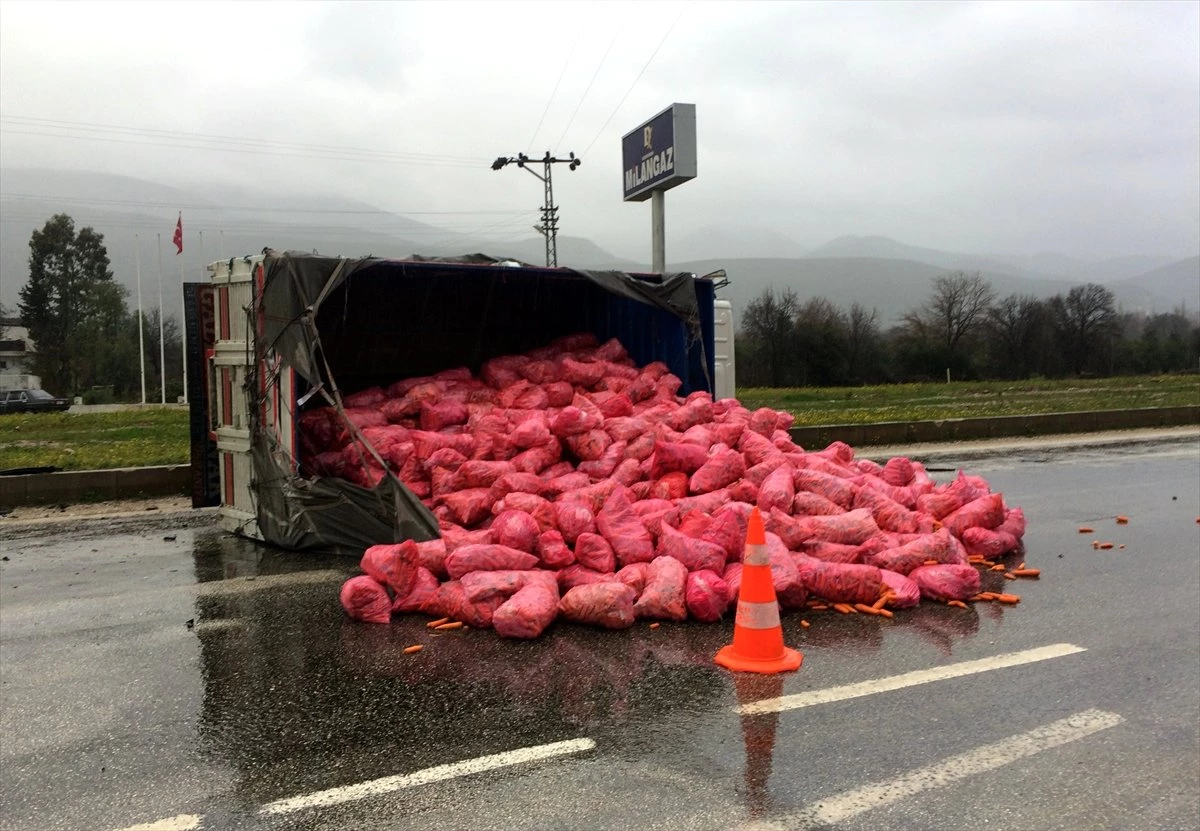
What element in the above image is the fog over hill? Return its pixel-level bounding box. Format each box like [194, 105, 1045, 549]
[1, 169, 1196, 330]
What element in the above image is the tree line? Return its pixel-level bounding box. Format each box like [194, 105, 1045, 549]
[9, 214, 184, 401]
[8, 214, 1197, 399]
[737, 271, 1200, 387]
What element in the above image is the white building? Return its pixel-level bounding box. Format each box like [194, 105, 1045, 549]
[0, 317, 41, 390]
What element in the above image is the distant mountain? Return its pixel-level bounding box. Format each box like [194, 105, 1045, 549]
[1, 167, 446, 237]
[803, 235, 1060, 281]
[1, 168, 491, 315]
[2, 167, 208, 208]
[1110, 256, 1200, 312]
[1021, 251, 1089, 275]
[3, 168, 1194, 333]
[685, 256, 1186, 330]
[992, 251, 1180, 283]
[483, 235, 639, 270]
[1, 204, 432, 318]
[804, 237, 1188, 287]
[672, 225, 807, 261]
[1076, 254, 1182, 283]
[687, 257, 1017, 329]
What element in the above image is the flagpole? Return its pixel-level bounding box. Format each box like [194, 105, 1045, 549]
[179, 219, 188, 406]
[157, 233, 166, 405]
[135, 234, 147, 405]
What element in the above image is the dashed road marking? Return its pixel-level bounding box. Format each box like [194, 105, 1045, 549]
[257, 737, 597, 815]
[115, 814, 202, 831]
[190, 618, 244, 634]
[740, 708, 1124, 830]
[113, 645, 1089, 828]
[737, 642, 1086, 715]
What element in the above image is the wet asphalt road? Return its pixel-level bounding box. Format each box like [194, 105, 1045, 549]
[1, 435, 1198, 831]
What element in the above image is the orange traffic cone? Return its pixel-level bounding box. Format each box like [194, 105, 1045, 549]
[714, 507, 803, 674]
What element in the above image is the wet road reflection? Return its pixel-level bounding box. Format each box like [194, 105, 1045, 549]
[4, 436, 1197, 830]
[183, 525, 1011, 821]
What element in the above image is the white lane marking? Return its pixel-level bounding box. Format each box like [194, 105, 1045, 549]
[191, 618, 245, 634]
[258, 738, 596, 816]
[737, 643, 1086, 715]
[743, 709, 1124, 830]
[115, 815, 202, 831]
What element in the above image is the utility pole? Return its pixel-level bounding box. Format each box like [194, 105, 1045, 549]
[492, 151, 580, 267]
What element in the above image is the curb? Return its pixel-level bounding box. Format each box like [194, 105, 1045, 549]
[858, 426, 1200, 464]
[0, 465, 192, 509]
[1, 507, 218, 539]
[786, 405, 1199, 448]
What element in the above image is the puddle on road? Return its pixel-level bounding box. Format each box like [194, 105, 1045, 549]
[190, 529, 352, 584]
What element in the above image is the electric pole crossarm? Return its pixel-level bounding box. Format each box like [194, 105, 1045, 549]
[491, 151, 581, 268]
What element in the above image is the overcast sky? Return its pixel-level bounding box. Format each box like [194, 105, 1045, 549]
[1, 0, 1197, 262]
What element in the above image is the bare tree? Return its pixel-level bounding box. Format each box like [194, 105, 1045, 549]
[794, 297, 848, 386]
[986, 294, 1050, 379]
[930, 271, 996, 352]
[900, 271, 996, 379]
[845, 303, 882, 383]
[1050, 283, 1118, 376]
[739, 286, 800, 387]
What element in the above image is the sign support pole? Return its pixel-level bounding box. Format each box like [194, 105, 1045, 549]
[651, 190, 666, 273]
[622, 103, 695, 273]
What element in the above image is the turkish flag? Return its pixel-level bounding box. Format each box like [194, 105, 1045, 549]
[173, 214, 183, 254]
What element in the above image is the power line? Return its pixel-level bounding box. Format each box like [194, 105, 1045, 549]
[0, 191, 527, 216]
[582, 2, 686, 157]
[423, 209, 544, 251]
[555, 29, 620, 151]
[0, 126, 488, 169]
[0, 210, 542, 237]
[0, 115, 483, 164]
[529, 25, 585, 150]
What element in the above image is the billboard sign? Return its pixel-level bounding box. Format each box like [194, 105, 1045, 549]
[622, 103, 696, 202]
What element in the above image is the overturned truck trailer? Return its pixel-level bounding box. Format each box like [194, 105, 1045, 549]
[186, 252, 726, 556]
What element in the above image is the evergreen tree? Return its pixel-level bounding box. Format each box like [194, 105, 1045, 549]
[18, 214, 129, 394]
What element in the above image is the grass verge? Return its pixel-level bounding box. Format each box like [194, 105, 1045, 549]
[737, 375, 1200, 426]
[1, 375, 1197, 471]
[0, 408, 189, 471]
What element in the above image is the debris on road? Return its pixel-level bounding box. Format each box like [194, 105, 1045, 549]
[331, 335, 1031, 638]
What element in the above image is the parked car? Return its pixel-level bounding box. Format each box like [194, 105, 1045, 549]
[0, 388, 71, 414]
